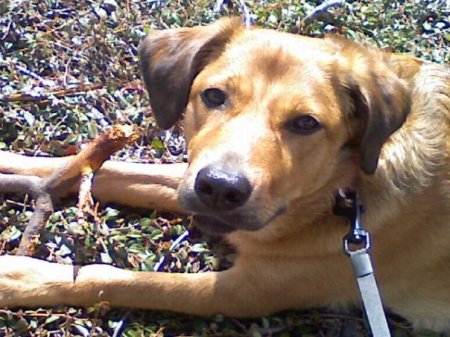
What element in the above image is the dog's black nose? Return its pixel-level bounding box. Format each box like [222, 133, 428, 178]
[194, 166, 252, 211]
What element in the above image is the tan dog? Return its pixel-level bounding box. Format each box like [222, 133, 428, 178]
[0, 18, 449, 332]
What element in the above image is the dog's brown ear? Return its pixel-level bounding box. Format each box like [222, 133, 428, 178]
[347, 70, 410, 174]
[329, 36, 411, 174]
[139, 18, 243, 129]
[334, 45, 411, 175]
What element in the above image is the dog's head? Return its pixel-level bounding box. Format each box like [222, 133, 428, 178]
[139, 18, 410, 234]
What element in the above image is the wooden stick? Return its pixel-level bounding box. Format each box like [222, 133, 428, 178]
[44, 124, 138, 194]
[0, 125, 138, 256]
[77, 171, 94, 224]
[0, 173, 54, 255]
[17, 190, 53, 256]
[0, 151, 186, 212]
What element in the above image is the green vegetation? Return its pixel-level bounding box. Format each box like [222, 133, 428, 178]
[0, 0, 448, 336]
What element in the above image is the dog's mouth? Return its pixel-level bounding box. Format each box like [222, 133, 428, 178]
[192, 215, 237, 234]
[192, 207, 286, 235]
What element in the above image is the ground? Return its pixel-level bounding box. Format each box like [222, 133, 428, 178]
[0, 0, 449, 336]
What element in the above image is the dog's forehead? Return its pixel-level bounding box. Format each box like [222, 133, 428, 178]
[196, 29, 339, 107]
[223, 29, 337, 74]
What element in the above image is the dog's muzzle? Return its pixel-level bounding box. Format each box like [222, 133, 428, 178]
[190, 165, 253, 234]
[194, 165, 252, 212]
[179, 164, 286, 234]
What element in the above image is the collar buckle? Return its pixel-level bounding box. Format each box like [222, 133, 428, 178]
[334, 189, 370, 254]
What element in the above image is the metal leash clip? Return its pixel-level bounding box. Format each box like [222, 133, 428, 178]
[334, 189, 391, 337]
[334, 189, 369, 253]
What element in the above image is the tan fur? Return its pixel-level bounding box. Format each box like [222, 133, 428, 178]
[0, 18, 449, 332]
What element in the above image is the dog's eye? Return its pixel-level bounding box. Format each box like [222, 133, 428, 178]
[201, 88, 227, 108]
[285, 115, 322, 135]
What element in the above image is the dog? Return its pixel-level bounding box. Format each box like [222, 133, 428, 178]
[0, 17, 449, 332]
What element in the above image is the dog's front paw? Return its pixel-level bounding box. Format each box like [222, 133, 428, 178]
[0, 255, 73, 307]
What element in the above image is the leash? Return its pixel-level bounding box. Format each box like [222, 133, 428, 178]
[334, 190, 391, 337]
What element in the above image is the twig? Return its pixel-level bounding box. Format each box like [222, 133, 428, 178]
[14, 64, 57, 88]
[213, 0, 225, 13]
[169, 230, 190, 251]
[77, 170, 94, 224]
[0, 18, 12, 42]
[213, 0, 255, 28]
[18, 191, 53, 255]
[112, 310, 131, 337]
[0, 125, 138, 256]
[238, 0, 255, 28]
[73, 324, 90, 337]
[0, 309, 73, 319]
[0, 83, 106, 103]
[0, 174, 42, 195]
[303, 0, 346, 23]
[153, 230, 189, 271]
[0, 174, 52, 255]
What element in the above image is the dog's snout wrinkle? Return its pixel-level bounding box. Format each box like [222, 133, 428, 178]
[194, 166, 252, 211]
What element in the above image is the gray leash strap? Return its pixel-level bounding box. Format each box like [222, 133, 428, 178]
[335, 190, 391, 337]
[348, 248, 391, 337]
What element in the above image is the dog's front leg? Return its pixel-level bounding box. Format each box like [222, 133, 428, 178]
[0, 255, 280, 317]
